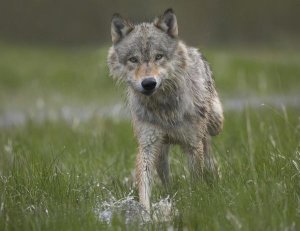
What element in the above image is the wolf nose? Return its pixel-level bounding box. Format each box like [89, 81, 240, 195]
[141, 77, 157, 91]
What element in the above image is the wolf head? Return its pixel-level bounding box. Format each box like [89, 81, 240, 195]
[108, 9, 186, 97]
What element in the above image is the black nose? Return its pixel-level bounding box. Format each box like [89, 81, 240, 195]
[141, 77, 157, 91]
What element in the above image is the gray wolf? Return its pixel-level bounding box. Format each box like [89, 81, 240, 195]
[107, 8, 224, 212]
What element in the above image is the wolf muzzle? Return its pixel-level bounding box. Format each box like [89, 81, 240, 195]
[141, 77, 157, 95]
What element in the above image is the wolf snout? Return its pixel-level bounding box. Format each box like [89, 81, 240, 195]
[141, 77, 157, 91]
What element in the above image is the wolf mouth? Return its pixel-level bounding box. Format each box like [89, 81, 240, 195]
[141, 89, 155, 96]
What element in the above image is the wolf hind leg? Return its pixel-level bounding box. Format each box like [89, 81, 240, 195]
[203, 136, 220, 180]
[155, 144, 170, 186]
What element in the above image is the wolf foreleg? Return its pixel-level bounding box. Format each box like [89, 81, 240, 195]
[136, 149, 153, 212]
[155, 144, 170, 186]
[135, 127, 163, 212]
[182, 141, 205, 179]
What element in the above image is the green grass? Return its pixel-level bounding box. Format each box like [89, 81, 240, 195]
[0, 42, 300, 230]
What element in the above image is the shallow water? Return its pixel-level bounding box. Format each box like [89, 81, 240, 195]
[0, 95, 299, 128]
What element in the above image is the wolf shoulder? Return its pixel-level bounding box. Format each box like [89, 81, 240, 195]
[183, 44, 213, 80]
[183, 44, 224, 136]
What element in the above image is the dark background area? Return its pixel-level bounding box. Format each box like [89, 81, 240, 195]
[0, 0, 299, 46]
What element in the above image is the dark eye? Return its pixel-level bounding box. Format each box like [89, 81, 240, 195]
[155, 54, 163, 61]
[128, 57, 138, 63]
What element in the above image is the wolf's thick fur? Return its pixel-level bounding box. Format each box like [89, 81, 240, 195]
[107, 9, 224, 211]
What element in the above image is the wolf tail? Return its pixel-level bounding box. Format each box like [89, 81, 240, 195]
[208, 96, 224, 136]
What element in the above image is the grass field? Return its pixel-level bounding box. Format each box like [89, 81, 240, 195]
[0, 43, 299, 230]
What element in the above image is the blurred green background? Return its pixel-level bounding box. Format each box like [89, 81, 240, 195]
[0, 0, 299, 111]
[0, 0, 299, 46]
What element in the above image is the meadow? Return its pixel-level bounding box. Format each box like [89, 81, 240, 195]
[0, 43, 299, 230]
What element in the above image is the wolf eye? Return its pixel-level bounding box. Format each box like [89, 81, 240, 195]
[155, 54, 163, 61]
[128, 57, 138, 63]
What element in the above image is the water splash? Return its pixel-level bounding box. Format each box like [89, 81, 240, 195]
[94, 191, 177, 225]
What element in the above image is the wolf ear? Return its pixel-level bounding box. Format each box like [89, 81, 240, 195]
[154, 8, 178, 37]
[111, 14, 134, 44]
